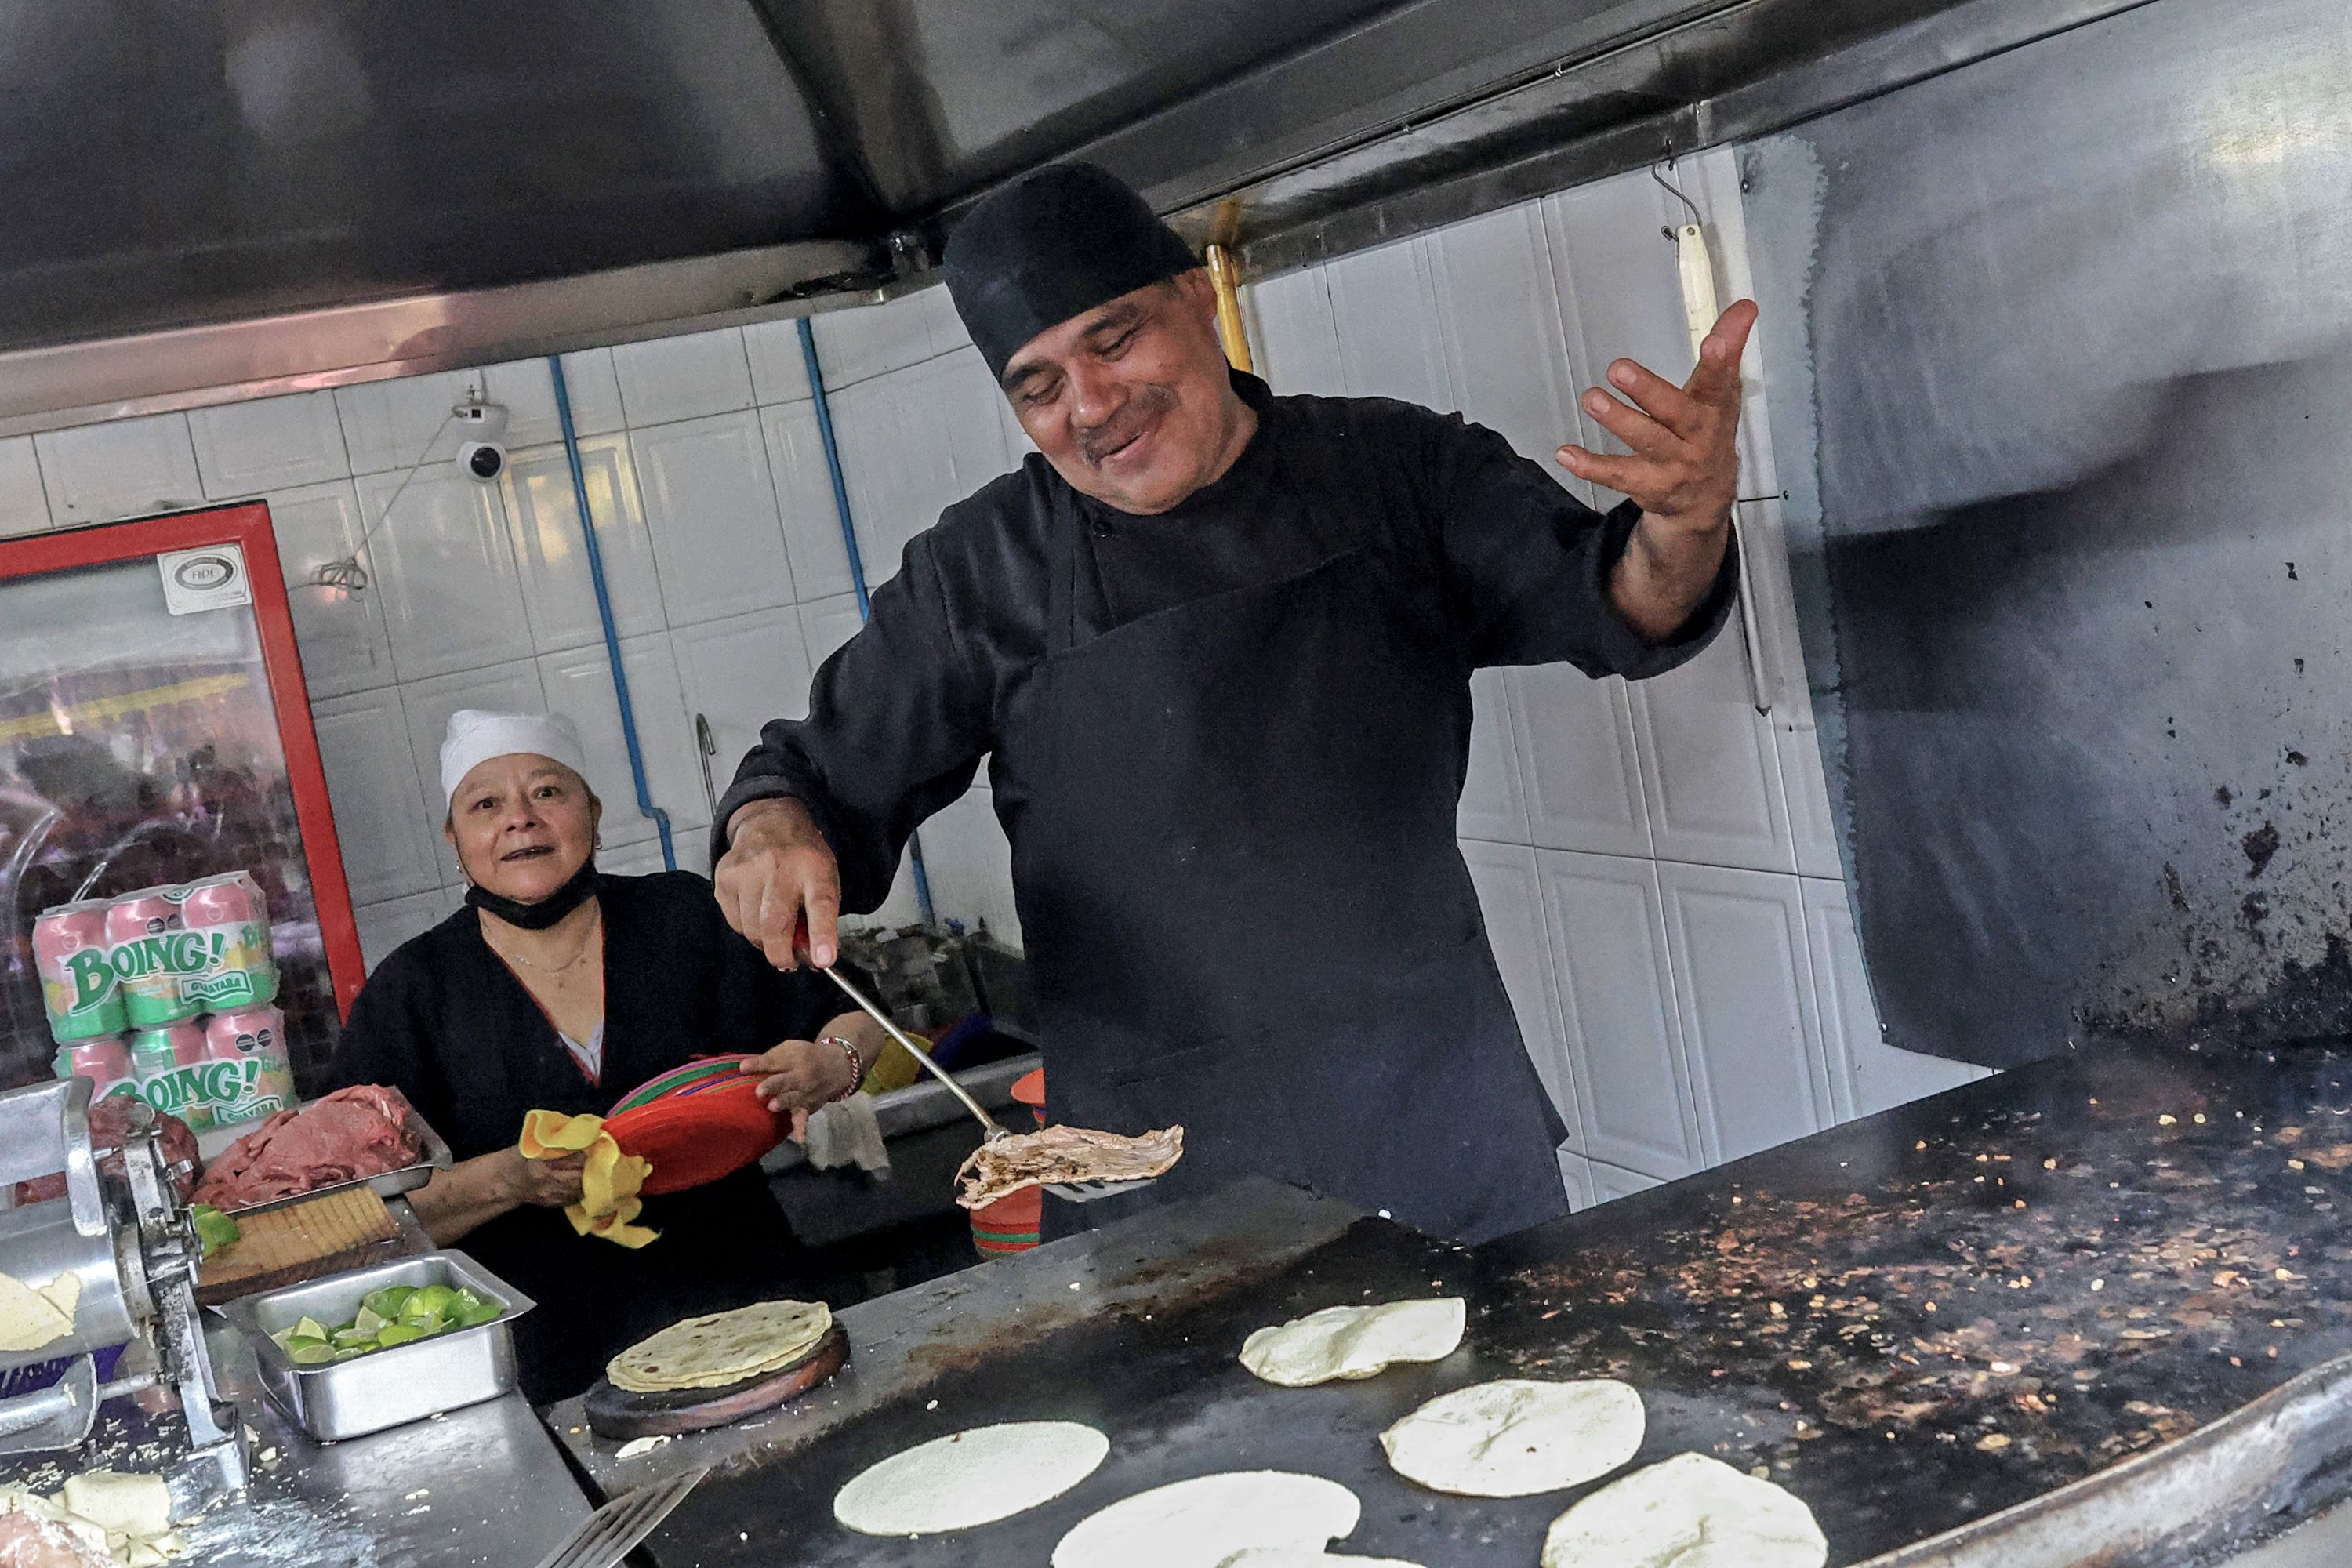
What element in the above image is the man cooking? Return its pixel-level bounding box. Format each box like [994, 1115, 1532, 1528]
[714, 163, 1752, 1244]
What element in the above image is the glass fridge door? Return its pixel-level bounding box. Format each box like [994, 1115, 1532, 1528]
[0, 506, 361, 1093]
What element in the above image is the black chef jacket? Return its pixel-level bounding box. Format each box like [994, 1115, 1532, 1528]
[715, 371, 1736, 1240]
[328, 870, 843, 1403]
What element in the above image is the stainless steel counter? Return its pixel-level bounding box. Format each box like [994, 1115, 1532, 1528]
[0, 1201, 595, 1567]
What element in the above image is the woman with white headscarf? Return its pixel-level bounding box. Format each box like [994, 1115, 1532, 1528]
[328, 710, 885, 1402]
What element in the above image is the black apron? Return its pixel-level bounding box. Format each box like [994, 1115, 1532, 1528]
[989, 447, 1572, 1245]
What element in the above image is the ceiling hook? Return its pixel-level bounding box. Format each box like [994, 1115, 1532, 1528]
[1651, 157, 1704, 232]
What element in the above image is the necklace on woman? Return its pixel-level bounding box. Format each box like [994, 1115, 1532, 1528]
[490, 906, 601, 975]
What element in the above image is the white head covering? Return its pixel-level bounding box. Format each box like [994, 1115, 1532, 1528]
[438, 710, 590, 804]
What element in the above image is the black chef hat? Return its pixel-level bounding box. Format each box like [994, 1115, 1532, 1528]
[945, 162, 1200, 383]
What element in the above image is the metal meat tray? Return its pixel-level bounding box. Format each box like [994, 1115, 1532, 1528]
[207, 1086, 453, 1218]
[219, 1250, 534, 1442]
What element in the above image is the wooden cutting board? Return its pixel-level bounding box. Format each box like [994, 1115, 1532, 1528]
[197, 1186, 401, 1305]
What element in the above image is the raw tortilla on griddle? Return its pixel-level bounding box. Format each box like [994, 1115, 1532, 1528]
[1219, 1552, 1427, 1567]
[1238, 1298, 1465, 1387]
[954, 1124, 1184, 1209]
[1051, 1472, 1359, 1568]
[1540, 1451, 1828, 1568]
[1380, 1378, 1644, 1497]
[833, 1421, 1109, 1537]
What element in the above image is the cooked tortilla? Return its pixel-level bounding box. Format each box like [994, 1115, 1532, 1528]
[834, 1421, 1109, 1536]
[605, 1299, 831, 1394]
[1380, 1378, 1643, 1497]
[955, 1124, 1184, 1209]
[1540, 1452, 1827, 1568]
[0, 1272, 77, 1355]
[1051, 1472, 1359, 1568]
[1239, 1298, 1465, 1387]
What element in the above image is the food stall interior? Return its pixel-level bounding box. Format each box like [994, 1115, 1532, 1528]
[6, 1, 2352, 1566]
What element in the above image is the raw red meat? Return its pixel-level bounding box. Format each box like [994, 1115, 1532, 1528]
[0, 1508, 110, 1568]
[189, 1085, 421, 1210]
[11, 1098, 200, 1207]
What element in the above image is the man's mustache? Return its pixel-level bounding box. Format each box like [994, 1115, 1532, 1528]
[1076, 385, 1177, 463]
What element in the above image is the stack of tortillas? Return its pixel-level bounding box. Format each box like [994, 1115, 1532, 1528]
[1238, 1298, 1465, 1387]
[606, 1299, 831, 1394]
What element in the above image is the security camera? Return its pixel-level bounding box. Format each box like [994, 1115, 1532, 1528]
[451, 397, 510, 485]
[458, 440, 506, 483]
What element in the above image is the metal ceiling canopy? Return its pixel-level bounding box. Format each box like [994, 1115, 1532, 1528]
[0, 0, 2142, 433]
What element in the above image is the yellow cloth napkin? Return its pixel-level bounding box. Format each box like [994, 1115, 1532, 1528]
[520, 1109, 658, 1249]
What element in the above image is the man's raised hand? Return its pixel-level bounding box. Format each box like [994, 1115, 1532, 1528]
[1555, 299, 1757, 532]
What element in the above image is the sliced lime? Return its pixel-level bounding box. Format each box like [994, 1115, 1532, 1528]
[285, 1338, 335, 1367]
[453, 1300, 503, 1329]
[404, 1284, 457, 1321]
[291, 1316, 331, 1342]
[374, 1323, 426, 1347]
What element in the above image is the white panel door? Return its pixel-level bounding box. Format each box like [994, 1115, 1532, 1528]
[1801, 877, 1986, 1121]
[1555, 1146, 1596, 1211]
[1461, 840, 1576, 1133]
[190, 391, 349, 499]
[1326, 238, 1453, 408]
[361, 466, 535, 682]
[1542, 168, 1705, 448]
[1588, 1159, 1665, 1204]
[1657, 861, 1831, 1167]
[1536, 849, 1702, 1178]
[266, 481, 397, 699]
[1459, 670, 1530, 844]
[914, 786, 1022, 946]
[1427, 204, 1590, 496]
[35, 413, 205, 525]
[633, 411, 796, 627]
[1511, 665, 1651, 858]
[310, 690, 439, 904]
[1244, 266, 1345, 396]
[0, 437, 48, 536]
[500, 434, 665, 654]
[401, 660, 550, 885]
[672, 609, 815, 811]
[1627, 633, 1796, 873]
[538, 633, 708, 844]
[354, 888, 459, 973]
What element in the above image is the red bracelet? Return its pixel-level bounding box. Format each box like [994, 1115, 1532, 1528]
[820, 1034, 864, 1102]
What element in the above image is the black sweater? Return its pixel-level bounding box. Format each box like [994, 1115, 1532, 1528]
[328, 870, 844, 1403]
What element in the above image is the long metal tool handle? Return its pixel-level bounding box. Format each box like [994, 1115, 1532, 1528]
[816, 962, 1007, 1139]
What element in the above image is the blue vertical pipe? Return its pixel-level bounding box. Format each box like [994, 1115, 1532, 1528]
[797, 317, 937, 924]
[550, 354, 676, 870]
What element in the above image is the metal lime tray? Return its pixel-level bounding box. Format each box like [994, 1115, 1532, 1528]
[208, 1085, 454, 1219]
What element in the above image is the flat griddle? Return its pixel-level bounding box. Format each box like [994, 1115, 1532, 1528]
[630, 1039, 2352, 1566]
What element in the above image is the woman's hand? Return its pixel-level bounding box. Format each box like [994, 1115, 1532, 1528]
[742, 1037, 858, 1116]
[502, 1146, 587, 1208]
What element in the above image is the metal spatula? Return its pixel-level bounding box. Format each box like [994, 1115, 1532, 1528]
[811, 962, 1158, 1202]
[532, 1466, 707, 1568]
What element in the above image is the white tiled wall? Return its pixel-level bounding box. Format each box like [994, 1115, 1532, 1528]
[1243, 156, 1987, 1209]
[6, 151, 1981, 1207]
[0, 321, 1023, 971]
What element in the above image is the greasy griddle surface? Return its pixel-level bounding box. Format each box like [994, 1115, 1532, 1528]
[652, 1041, 2352, 1566]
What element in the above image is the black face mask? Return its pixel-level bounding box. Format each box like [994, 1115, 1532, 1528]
[466, 859, 600, 931]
